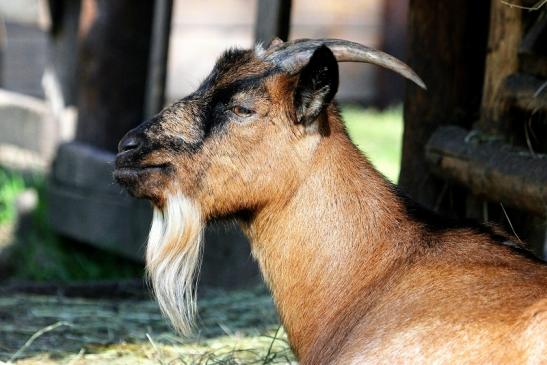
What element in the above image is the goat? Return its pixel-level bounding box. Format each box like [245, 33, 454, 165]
[114, 38, 547, 364]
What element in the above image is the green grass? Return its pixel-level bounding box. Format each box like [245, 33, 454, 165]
[0, 168, 142, 282]
[13, 179, 142, 281]
[342, 105, 403, 182]
[0, 168, 26, 225]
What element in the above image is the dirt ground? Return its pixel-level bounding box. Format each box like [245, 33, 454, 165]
[0, 284, 295, 364]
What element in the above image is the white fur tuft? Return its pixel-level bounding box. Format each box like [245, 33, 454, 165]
[146, 193, 204, 335]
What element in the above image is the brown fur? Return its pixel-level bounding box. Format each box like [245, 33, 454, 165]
[115, 47, 547, 364]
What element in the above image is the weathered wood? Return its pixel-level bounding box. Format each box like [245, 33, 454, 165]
[144, 0, 173, 118]
[425, 126, 547, 217]
[519, 9, 547, 78]
[502, 73, 547, 114]
[76, 0, 154, 152]
[254, 0, 291, 44]
[479, 1, 523, 134]
[400, 0, 491, 211]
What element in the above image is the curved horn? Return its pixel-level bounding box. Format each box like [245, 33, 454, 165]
[262, 38, 426, 90]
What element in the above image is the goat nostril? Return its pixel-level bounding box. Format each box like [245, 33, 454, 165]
[118, 135, 142, 153]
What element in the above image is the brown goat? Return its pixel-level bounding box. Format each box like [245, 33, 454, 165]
[114, 39, 547, 364]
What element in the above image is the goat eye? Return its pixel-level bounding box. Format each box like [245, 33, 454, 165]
[231, 105, 254, 117]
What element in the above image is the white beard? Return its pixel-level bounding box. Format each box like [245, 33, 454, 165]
[146, 193, 204, 335]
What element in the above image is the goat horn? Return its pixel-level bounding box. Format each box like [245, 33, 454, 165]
[263, 38, 426, 90]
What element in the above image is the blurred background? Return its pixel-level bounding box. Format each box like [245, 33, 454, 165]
[0, 0, 407, 285]
[0, 1, 408, 363]
[0, 0, 545, 363]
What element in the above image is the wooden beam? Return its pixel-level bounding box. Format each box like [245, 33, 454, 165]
[425, 126, 547, 217]
[145, 0, 173, 118]
[254, 0, 291, 44]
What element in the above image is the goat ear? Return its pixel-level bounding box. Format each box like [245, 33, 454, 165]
[293, 45, 339, 126]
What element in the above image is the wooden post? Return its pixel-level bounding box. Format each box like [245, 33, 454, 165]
[478, 1, 522, 135]
[44, 0, 81, 108]
[376, 0, 408, 108]
[399, 0, 491, 213]
[76, 0, 154, 152]
[465, 1, 522, 224]
[476, 4, 547, 257]
[254, 0, 292, 44]
[144, 0, 173, 118]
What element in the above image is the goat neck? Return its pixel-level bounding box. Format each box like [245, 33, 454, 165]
[242, 109, 419, 359]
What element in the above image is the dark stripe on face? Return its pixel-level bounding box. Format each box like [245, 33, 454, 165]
[200, 69, 280, 137]
[140, 50, 283, 156]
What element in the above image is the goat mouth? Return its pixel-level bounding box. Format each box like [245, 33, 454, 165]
[113, 163, 170, 183]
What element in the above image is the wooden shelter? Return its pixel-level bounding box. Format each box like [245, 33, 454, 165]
[401, 0, 547, 258]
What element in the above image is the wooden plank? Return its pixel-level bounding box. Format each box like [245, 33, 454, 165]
[254, 0, 291, 44]
[479, 1, 522, 134]
[425, 126, 547, 217]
